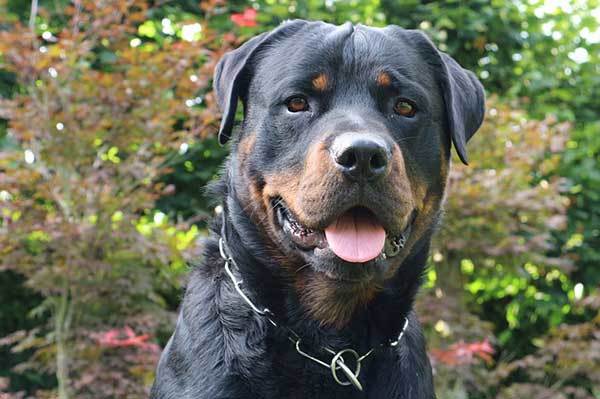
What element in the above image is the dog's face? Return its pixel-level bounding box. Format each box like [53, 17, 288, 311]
[214, 21, 484, 327]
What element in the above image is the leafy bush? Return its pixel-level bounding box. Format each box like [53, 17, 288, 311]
[0, 1, 218, 396]
[416, 97, 579, 396]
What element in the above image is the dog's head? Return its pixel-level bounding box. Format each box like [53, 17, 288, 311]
[214, 20, 484, 327]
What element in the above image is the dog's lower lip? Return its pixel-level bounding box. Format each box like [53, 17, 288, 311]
[275, 200, 326, 249]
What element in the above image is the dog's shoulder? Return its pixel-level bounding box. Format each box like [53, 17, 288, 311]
[151, 237, 273, 398]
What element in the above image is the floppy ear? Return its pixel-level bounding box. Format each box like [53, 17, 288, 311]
[437, 52, 485, 164]
[213, 32, 268, 145]
[389, 28, 485, 164]
[213, 20, 309, 145]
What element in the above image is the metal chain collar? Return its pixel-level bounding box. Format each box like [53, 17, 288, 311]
[218, 236, 409, 391]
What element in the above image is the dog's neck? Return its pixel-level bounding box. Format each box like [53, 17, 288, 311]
[217, 194, 429, 351]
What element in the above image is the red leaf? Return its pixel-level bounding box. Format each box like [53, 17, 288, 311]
[231, 8, 258, 27]
[97, 326, 160, 353]
[430, 339, 495, 366]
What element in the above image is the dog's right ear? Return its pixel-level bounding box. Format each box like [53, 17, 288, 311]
[213, 32, 268, 146]
[213, 20, 309, 145]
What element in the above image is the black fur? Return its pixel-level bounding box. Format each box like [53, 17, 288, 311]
[152, 20, 484, 399]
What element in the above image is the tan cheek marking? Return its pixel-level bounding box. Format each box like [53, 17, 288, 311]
[381, 144, 446, 279]
[412, 147, 449, 239]
[263, 170, 301, 216]
[312, 73, 329, 91]
[376, 71, 392, 87]
[237, 133, 256, 168]
[387, 145, 416, 211]
[263, 141, 333, 223]
[235, 133, 261, 214]
[303, 141, 332, 182]
[389, 145, 409, 186]
[234, 134, 281, 246]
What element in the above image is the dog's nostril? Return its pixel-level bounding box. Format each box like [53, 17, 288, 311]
[337, 150, 357, 169]
[370, 151, 386, 171]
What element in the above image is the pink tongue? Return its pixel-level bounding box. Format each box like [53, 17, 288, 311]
[324, 210, 386, 263]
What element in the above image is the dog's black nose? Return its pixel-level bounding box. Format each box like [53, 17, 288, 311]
[331, 133, 391, 181]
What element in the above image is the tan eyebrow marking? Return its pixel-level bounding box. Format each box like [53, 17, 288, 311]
[376, 71, 392, 87]
[312, 73, 329, 91]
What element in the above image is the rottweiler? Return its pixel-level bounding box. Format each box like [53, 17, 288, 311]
[151, 20, 484, 399]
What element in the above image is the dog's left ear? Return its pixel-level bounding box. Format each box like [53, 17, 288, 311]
[214, 20, 309, 145]
[436, 51, 485, 164]
[388, 28, 485, 164]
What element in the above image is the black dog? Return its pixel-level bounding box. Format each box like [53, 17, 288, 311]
[151, 20, 484, 399]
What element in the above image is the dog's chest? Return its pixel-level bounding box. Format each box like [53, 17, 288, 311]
[256, 346, 376, 399]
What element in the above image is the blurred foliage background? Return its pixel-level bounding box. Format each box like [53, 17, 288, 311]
[0, 0, 598, 398]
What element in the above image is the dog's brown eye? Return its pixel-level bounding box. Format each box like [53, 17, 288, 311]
[394, 99, 416, 117]
[286, 96, 309, 112]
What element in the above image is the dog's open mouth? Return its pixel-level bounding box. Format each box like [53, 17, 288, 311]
[273, 198, 414, 263]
